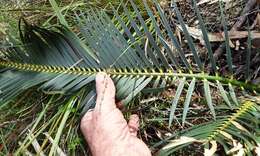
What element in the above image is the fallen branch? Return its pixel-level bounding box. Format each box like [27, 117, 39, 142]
[177, 24, 260, 43]
[232, 0, 258, 30]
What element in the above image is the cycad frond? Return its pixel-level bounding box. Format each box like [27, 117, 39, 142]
[0, 0, 259, 123]
[158, 100, 260, 155]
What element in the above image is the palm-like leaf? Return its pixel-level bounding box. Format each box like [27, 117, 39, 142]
[158, 100, 260, 155]
[0, 0, 259, 154]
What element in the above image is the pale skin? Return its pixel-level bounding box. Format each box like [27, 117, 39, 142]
[80, 73, 151, 156]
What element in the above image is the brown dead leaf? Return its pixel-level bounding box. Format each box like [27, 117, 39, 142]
[256, 13, 260, 28]
[204, 141, 217, 156]
[197, 0, 233, 6]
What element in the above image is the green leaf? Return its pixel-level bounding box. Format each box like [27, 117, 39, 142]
[203, 79, 216, 119]
[129, 0, 170, 68]
[143, 0, 179, 69]
[246, 25, 252, 80]
[162, 101, 258, 155]
[1, 1, 259, 154]
[182, 78, 196, 126]
[122, 76, 153, 104]
[49, 0, 69, 27]
[169, 77, 186, 127]
[111, 6, 151, 67]
[219, 1, 233, 74]
[172, 1, 203, 70]
[228, 83, 239, 105]
[192, 0, 217, 72]
[152, 0, 191, 69]
[216, 81, 232, 108]
[49, 96, 76, 156]
[117, 76, 146, 100]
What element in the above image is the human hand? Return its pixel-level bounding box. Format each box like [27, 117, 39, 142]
[80, 73, 151, 156]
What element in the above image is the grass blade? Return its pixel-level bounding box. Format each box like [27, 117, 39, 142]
[16, 96, 53, 154]
[49, 96, 76, 156]
[49, 0, 69, 27]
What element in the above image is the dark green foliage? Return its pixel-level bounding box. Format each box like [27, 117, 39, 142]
[0, 0, 259, 155]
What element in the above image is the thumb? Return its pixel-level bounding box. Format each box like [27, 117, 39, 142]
[128, 114, 140, 137]
[95, 72, 116, 112]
